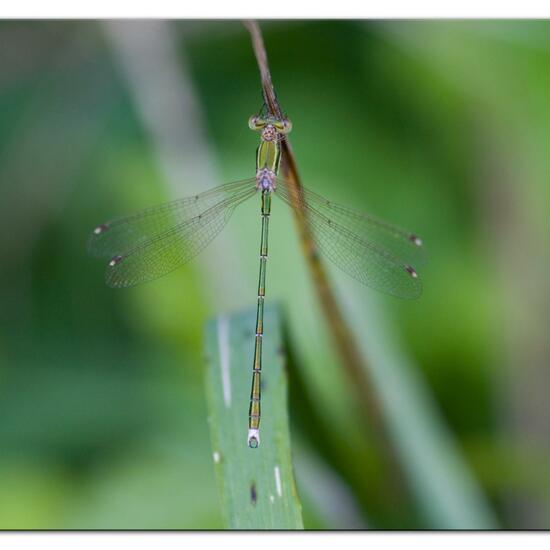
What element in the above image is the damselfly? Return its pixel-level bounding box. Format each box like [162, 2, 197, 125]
[88, 108, 424, 448]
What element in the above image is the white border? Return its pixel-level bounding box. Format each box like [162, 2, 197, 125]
[2, 533, 550, 550]
[2, 1, 550, 18]
[1, 6, 549, 547]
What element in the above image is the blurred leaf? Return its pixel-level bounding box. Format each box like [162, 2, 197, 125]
[339, 285, 499, 529]
[0, 458, 70, 529]
[64, 437, 221, 529]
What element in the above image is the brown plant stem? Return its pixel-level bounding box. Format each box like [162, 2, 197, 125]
[244, 20, 413, 512]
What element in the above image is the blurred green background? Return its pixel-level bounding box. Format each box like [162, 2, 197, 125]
[1, 19, 550, 529]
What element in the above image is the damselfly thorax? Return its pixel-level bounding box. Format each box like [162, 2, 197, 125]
[249, 114, 292, 192]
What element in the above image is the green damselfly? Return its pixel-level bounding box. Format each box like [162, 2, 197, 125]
[88, 107, 424, 448]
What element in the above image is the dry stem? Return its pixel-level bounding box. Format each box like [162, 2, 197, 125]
[244, 20, 410, 504]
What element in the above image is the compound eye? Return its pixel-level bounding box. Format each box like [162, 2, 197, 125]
[248, 115, 266, 131]
[275, 118, 292, 134]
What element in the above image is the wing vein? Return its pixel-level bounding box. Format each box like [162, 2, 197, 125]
[275, 178, 423, 299]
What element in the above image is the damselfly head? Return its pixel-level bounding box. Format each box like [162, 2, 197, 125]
[249, 114, 292, 136]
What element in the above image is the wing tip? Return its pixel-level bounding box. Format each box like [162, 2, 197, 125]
[409, 234, 423, 247]
[104, 255, 131, 288]
[87, 223, 111, 257]
[405, 265, 418, 279]
[401, 265, 423, 300]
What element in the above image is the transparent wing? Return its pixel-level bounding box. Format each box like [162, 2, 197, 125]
[88, 178, 256, 259]
[89, 180, 257, 288]
[276, 178, 423, 299]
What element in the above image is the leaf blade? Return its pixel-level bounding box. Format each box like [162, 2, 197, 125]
[204, 305, 303, 529]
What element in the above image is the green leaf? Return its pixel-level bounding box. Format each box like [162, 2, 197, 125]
[204, 304, 303, 530]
